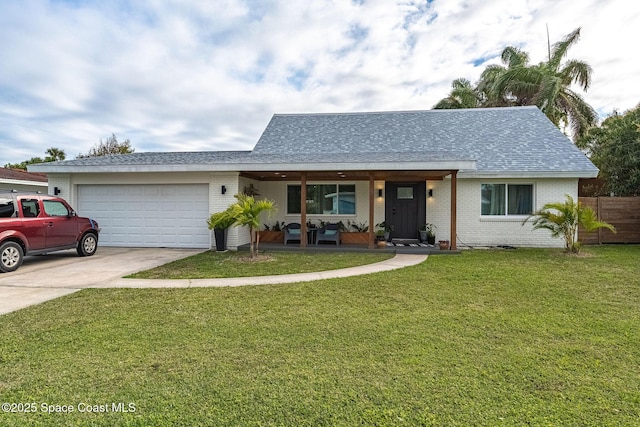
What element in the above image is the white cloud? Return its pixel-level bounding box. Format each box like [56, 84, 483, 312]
[1, 0, 639, 165]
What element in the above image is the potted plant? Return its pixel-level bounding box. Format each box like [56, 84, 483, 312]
[420, 223, 437, 245]
[438, 240, 450, 251]
[376, 221, 393, 241]
[206, 208, 236, 251]
[375, 229, 387, 248]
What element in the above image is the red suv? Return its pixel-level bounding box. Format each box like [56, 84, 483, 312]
[0, 191, 100, 273]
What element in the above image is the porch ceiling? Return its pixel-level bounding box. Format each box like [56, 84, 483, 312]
[240, 170, 452, 181]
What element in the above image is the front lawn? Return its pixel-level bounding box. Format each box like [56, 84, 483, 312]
[126, 250, 394, 279]
[1, 246, 639, 426]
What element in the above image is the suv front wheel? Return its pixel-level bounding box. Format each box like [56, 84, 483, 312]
[0, 241, 24, 273]
[77, 233, 98, 257]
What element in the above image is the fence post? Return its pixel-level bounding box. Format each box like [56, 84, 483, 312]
[597, 196, 603, 245]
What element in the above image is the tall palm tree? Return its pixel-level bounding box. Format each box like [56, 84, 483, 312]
[476, 46, 530, 107]
[435, 47, 532, 109]
[433, 78, 481, 109]
[493, 28, 597, 140]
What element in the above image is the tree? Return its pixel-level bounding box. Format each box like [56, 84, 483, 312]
[492, 28, 597, 140]
[4, 147, 66, 170]
[434, 28, 598, 141]
[229, 194, 276, 259]
[77, 134, 134, 158]
[433, 78, 482, 109]
[577, 105, 640, 196]
[44, 147, 66, 162]
[476, 46, 531, 107]
[522, 195, 615, 253]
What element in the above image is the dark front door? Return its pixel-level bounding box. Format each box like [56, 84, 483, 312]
[385, 182, 426, 240]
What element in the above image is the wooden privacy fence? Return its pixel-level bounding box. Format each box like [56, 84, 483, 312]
[579, 197, 640, 244]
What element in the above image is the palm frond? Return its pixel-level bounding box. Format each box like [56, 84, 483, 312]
[549, 27, 582, 70]
[560, 59, 592, 90]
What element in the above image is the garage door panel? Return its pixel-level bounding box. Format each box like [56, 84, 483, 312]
[78, 184, 210, 249]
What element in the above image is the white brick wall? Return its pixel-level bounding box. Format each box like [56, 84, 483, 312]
[46, 174, 72, 202]
[428, 177, 578, 247]
[46, 172, 579, 249]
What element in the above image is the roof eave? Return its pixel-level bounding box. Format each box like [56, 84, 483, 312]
[459, 170, 599, 179]
[30, 160, 478, 174]
[0, 178, 49, 186]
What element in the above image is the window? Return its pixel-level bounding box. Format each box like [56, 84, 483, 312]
[43, 200, 69, 217]
[0, 199, 15, 218]
[397, 187, 414, 199]
[481, 184, 533, 216]
[287, 184, 356, 215]
[21, 199, 40, 217]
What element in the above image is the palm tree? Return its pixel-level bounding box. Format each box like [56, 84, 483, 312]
[434, 47, 533, 109]
[493, 28, 597, 140]
[522, 195, 615, 253]
[44, 147, 66, 162]
[230, 194, 276, 259]
[433, 78, 481, 109]
[476, 46, 530, 107]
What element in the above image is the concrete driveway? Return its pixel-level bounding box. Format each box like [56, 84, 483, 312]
[0, 247, 204, 315]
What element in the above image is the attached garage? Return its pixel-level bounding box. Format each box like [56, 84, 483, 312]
[77, 184, 210, 248]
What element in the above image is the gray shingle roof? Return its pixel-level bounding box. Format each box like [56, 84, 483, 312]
[30, 106, 598, 177]
[39, 151, 253, 166]
[253, 106, 598, 175]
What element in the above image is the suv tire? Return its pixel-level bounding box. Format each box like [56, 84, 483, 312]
[0, 241, 24, 273]
[77, 233, 98, 257]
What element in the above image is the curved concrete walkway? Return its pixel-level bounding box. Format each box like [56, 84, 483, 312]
[0, 249, 427, 315]
[92, 253, 428, 288]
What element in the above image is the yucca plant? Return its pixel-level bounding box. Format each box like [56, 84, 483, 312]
[230, 193, 276, 258]
[522, 195, 615, 253]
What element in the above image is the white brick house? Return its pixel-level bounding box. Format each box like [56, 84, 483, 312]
[30, 106, 598, 250]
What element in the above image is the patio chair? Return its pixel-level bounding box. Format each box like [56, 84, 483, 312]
[316, 223, 340, 246]
[284, 222, 302, 245]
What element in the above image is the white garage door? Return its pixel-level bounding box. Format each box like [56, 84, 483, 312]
[77, 184, 210, 248]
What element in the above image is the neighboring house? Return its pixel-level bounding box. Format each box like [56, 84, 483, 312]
[29, 106, 598, 250]
[0, 168, 48, 193]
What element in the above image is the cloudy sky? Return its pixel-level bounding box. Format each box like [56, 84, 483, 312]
[1, 0, 639, 165]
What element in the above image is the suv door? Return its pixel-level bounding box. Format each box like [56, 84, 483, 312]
[42, 199, 78, 248]
[19, 198, 47, 250]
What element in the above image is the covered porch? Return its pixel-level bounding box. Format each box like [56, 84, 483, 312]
[240, 168, 463, 251]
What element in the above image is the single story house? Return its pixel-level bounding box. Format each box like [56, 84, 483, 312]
[0, 168, 48, 193]
[30, 106, 598, 250]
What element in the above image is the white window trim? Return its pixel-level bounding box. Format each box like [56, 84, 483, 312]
[480, 183, 535, 219]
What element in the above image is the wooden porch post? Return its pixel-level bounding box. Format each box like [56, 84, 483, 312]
[450, 170, 457, 250]
[368, 172, 375, 249]
[301, 172, 307, 247]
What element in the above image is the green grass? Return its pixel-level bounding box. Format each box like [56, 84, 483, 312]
[126, 250, 395, 279]
[1, 246, 639, 426]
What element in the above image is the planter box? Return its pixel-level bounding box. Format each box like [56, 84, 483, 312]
[341, 232, 370, 245]
[259, 231, 284, 243]
[259, 231, 370, 245]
